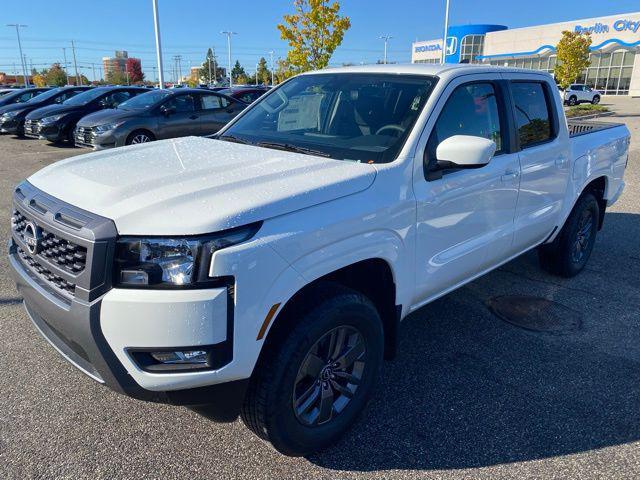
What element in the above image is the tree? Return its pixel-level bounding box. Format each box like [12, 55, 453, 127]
[198, 48, 223, 84]
[44, 63, 68, 86]
[275, 58, 295, 83]
[125, 58, 144, 83]
[32, 73, 46, 87]
[256, 57, 271, 84]
[555, 30, 592, 89]
[231, 60, 247, 83]
[106, 70, 128, 85]
[277, 0, 351, 75]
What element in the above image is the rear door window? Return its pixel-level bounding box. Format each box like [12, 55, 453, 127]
[199, 94, 228, 110]
[164, 94, 196, 112]
[511, 82, 553, 148]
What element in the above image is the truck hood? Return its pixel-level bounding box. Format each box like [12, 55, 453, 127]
[27, 136, 377, 235]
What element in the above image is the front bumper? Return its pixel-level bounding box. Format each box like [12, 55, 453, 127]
[26, 121, 65, 142]
[8, 182, 246, 420]
[0, 118, 19, 133]
[74, 126, 119, 150]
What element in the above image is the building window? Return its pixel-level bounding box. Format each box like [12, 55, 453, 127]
[582, 50, 635, 95]
[460, 35, 485, 63]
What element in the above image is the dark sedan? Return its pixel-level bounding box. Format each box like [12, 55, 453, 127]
[74, 88, 246, 150]
[0, 87, 51, 109]
[24, 86, 148, 144]
[0, 86, 90, 136]
[218, 86, 270, 104]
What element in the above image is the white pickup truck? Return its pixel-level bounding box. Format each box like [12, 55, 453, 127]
[9, 64, 629, 456]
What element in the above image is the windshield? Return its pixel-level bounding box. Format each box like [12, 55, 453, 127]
[118, 90, 171, 110]
[26, 87, 63, 103]
[63, 87, 109, 106]
[222, 73, 436, 163]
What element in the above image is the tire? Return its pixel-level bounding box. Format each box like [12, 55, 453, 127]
[592, 95, 600, 105]
[241, 283, 384, 456]
[538, 193, 599, 278]
[126, 130, 155, 145]
[15, 121, 25, 138]
[568, 95, 578, 106]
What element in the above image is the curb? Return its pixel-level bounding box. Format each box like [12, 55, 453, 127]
[566, 111, 614, 121]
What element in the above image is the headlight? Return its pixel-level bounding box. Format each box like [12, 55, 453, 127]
[94, 122, 122, 133]
[40, 113, 65, 124]
[1, 111, 18, 120]
[114, 222, 261, 288]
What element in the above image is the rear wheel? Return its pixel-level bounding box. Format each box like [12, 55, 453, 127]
[241, 283, 384, 456]
[126, 130, 154, 145]
[538, 193, 599, 278]
[592, 95, 600, 105]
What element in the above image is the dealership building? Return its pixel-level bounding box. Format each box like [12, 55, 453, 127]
[411, 12, 640, 96]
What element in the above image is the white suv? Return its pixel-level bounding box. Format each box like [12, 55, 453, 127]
[561, 83, 601, 105]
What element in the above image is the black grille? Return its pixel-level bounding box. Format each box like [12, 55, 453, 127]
[75, 126, 95, 146]
[24, 120, 41, 136]
[12, 210, 87, 274]
[17, 247, 76, 296]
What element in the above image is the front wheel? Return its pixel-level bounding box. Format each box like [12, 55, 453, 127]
[126, 130, 155, 145]
[241, 283, 384, 456]
[568, 95, 578, 106]
[538, 193, 599, 278]
[592, 95, 600, 105]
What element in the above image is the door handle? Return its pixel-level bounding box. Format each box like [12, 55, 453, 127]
[555, 156, 567, 167]
[500, 169, 520, 182]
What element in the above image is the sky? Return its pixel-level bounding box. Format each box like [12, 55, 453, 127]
[1, 0, 639, 82]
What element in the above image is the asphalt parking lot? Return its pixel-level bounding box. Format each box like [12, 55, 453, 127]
[1, 98, 639, 479]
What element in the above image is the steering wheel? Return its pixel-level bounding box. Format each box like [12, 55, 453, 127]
[375, 124, 405, 136]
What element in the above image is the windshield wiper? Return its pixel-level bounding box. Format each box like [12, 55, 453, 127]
[217, 134, 249, 144]
[256, 141, 331, 158]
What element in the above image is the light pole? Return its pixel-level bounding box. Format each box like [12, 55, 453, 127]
[221, 31, 237, 87]
[442, 0, 450, 64]
[152, 0, 165, 88]
[7, 24, 28, 86]
[62, 48, 70, 85]
[71, 40, 80, 85]
[379, 35, 392, 64]
[269, 50, 274, 85]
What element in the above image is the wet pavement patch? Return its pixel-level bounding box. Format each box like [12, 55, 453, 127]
[487, 295, 582, 334]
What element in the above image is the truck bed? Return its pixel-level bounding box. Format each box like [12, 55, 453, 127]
[567, 120, 625, 137]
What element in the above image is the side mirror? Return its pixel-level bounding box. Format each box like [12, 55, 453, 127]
[436, 135, 496, 167]
[160, 105, 176, 116]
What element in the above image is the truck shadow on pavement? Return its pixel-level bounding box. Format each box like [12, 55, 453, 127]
[308, 212, 640, 471]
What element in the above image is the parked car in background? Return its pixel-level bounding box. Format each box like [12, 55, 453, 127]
[8, 65, 629, 456]
[0, 86, 89, 136]
[218, 86, 270, 104]
[74, 88, 245, 149]
[0, 87, 51, 108]
[24, 86, 148, 144]
[560, 84, 602, 105]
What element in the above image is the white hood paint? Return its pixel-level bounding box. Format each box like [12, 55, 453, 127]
[27, 136, 377, 235]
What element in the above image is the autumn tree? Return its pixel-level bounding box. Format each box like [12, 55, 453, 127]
[44, 63, 68, 86]
[555, 30, 592, 89]
[277, 0, 351, 77]
[125, 58, 144, 83]
[32, 73, 46, 87]
[256, 57, 271, 84]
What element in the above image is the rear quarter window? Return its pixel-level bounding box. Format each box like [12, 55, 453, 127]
[511, 82, 554, 148]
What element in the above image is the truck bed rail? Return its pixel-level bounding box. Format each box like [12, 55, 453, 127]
[568, 120, 624, 138]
